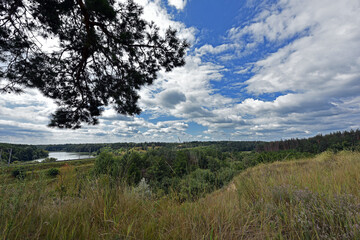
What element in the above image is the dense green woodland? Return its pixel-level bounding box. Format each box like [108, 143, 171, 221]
[38, 141, 261, 153]
[257, 129, 360, 153]
[39, 130, 360, 154]
[92, 146, 313, 200]
[0, 143, 48, 163]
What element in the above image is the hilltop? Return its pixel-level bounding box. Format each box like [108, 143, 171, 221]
[1, 150, 359, 239]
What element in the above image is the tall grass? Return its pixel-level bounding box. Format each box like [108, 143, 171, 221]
[1, 151, 360, 239]
[235, 151, 360, 239]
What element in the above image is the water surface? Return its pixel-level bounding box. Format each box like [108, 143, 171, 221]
[35, 152, 94, 162]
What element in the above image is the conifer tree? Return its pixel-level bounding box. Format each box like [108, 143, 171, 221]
[0, 0, 188, 129]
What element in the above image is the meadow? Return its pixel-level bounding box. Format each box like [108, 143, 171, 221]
[1, 150, 359, 239]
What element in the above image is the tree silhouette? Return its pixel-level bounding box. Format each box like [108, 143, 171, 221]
[0, 0, 188, 129]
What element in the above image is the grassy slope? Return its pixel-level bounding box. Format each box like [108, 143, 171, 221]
[1, 151, 360, 239]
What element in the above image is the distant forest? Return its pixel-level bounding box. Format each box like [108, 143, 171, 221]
[0, 143, 48, 163]
[39, 129, 360, 154]
[256, 129, 360, 153]
[37, 141, 262, 154]
[1, 130, 360, 163]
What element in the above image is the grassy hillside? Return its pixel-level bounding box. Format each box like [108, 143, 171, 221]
[1, 151, 360, 239]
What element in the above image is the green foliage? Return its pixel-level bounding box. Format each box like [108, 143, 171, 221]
[146, 155, 172, 183]
[174, 151, 188, 176]
[93, 150, 147, 184]
[207, 156, 222, 172]
[258, 129, 360, 153]
[11, 168, 26, 179]
[215, 167, 236, 188]
[38, 141, 263, 154]
[0, 143, 48, 162]
[46, 168, 60, 177]
[92, 146, 242, 200]
[43, 157, 57, 163]
[93, 150, 118, 176]
[125, 151, 146, 184]
[179, 169, 215, 201]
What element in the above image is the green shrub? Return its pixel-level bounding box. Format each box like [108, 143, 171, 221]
[47, 168, 60, 177]
[11, 168, 26, 179]
[215, 167, 236, 187]
[43, 157, 57, 163]
[179, 169, 215, 200]
[93, 151, 117, 176]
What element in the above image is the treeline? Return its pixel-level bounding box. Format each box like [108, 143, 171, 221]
[38, 143, 107, 153]
[0, 143, 48, 163]
[38, 141, 262, 153]
[256, 130, 360, 153]
[37, 130, 360, 155]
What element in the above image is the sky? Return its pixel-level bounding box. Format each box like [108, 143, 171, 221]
[1, 0, 360, 144]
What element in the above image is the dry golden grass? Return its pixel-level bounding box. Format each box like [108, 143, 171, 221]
[1, 151, 360, 239]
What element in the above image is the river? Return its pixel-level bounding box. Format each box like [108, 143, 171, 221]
[35, 151, 95, 162]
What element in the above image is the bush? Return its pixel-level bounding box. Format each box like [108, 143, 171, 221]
[43, 157, 57, 163]
[11, 168, 26, 179]
[93, 151, 117, 176]
[215, 167, 236, 187]
[47, 168, 60, 177]
[179, 169, 215, 200]
[133, 178, 152, 199]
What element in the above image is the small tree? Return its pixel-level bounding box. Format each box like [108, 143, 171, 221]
[47, 168, 60, 177]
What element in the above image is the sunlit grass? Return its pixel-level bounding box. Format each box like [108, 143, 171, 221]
[1, 151, 360, 239]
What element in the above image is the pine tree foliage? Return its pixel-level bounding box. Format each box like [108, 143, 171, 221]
[0, 0, 188, 129]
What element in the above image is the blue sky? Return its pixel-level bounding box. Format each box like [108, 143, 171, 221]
[1, 0, 360, 144]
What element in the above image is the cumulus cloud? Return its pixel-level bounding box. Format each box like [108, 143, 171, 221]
[138, 54, 236, 127]
[158, 89, 186, 108]
[195, 44, 240, 57]
[167, 0, 187, 10]
[135, 0, 196, 43]
[217, 0, 360, 139]
[230, 0, 360, 93]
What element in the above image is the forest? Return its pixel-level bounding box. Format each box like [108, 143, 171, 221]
[92, 146, 314, 200]
[37, 129, 360, 154]
[256, 129, 360, 153]
[38, 141, 262, 153]
[0, 143, 48, 163]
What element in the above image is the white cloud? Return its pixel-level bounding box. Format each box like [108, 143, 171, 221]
[135, 0, 196, 43]
[215, 0, 360, 139]
[158, 89, 186, 108]
[167, 0, 187, 10]
[138, 54, 235, 127]
[195, 44, 239, 57]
